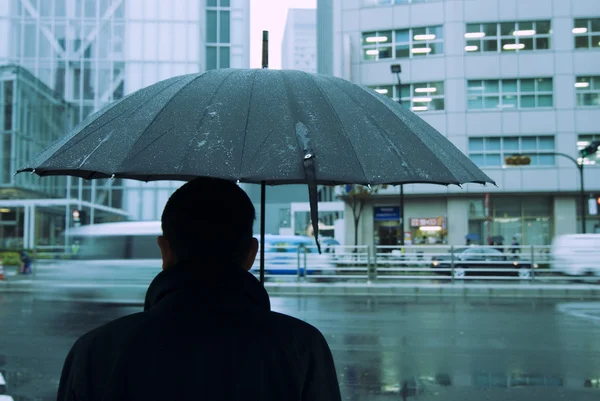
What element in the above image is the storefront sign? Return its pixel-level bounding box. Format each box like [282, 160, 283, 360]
[410, 216, 447, 228]
[374, 206, 400, 221]
[410, 217, 438, 227]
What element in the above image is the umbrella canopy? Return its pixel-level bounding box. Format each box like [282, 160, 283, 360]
[18, 68, 494, 281]
[21, 69, 492, 186]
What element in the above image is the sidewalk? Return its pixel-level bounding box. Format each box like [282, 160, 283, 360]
[2, 275, 600, 301]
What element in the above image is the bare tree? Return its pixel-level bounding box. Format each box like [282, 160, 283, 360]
[342, 185, 388, 248]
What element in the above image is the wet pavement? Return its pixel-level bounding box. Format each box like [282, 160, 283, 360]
[1, 293, 600, 400]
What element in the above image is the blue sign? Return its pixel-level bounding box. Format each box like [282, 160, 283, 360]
[345, 184, 354, 193]
[374, 206, 401, 221]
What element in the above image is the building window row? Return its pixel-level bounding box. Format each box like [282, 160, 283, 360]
[464, 21, 551, 53]
[363, 0, 428, 5]
[573, 18, 600, 49]
[362, 18, 599, 60]
[368, 76, 599, 112]
[206, 0, 231, 70]
[362, 26, 444, 60]
[468, 136, 555, 167]
[467, 78, 553, 110]
[575, 76, 600, 106]
[369, 81, 444, 112]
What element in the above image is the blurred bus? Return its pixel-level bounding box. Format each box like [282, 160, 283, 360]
[68, 221, 335, 277]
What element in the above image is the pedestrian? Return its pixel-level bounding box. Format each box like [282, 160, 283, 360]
[57, 178, 341, 401]
[400, 380, 409, 401]
[19, 251, 32, 275]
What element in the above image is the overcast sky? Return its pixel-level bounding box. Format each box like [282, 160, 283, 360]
[249, 0, 316, 69]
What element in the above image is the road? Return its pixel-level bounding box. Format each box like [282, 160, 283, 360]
[1, 294, 600, 400]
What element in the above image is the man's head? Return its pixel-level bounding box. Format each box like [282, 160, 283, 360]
[158, 177, 258, 271]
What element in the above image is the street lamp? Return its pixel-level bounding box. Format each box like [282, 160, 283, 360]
[391, 64, 404, 246]
[505, 140, 600, 234]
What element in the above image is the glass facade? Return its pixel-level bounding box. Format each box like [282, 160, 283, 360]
[0, 65, 71, 196]
[468, 197, 552, 246]
[0, 0, 246, 224]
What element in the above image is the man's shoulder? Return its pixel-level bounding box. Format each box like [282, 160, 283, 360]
[266, 310, 326, 341]
[74, 311, 148, 353]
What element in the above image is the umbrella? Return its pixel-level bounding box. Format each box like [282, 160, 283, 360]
[18, 32, 494, 284]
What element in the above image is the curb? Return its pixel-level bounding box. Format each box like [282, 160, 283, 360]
[2, 281, 600, 301]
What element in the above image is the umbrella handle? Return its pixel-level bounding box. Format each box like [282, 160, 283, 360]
[303, 153, 321, 254]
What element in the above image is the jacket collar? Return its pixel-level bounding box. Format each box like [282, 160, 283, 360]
[143, 263, 271, 312]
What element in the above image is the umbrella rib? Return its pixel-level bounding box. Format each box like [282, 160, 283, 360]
[49, 76, 191, 162]
[119, 72, 234, 170]
[238, 69, 259, 178]
[308, 76, 371, 184]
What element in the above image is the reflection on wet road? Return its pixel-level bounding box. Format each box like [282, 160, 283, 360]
[1, 294, 600, 400]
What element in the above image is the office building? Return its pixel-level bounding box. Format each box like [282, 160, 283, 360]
[320, 0, 600, 246]
[0, 0, 250, 246]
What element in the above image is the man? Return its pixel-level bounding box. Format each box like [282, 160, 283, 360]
[57, 177, 341, 401]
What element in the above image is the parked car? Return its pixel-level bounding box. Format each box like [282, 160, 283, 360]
[431, 247, 533, 278]
[551, 234, 600, 277]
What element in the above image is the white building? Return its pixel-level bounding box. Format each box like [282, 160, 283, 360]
[0, 0, 250, 246]
[319, 0, 600, 246]
[282, 8, 317, 73]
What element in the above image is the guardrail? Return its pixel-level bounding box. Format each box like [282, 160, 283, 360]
[249, 244, 589, 284]
[1, 244, 595, 284]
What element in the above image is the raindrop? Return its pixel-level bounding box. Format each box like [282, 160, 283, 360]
[304, 153, 313, 160]
[31, 169, 36, 175]
[110, 174, 115, 181]
[367, 184, 372, 191]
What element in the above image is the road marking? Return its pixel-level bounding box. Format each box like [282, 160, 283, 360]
[557, 303, 600, 322]
[0, 372, 14, 401]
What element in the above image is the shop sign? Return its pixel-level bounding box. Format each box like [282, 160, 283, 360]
[410, 216, 447, 228]
[374, 206, 400, 221]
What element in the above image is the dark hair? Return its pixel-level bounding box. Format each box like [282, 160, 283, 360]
[161, 177, 255, 267]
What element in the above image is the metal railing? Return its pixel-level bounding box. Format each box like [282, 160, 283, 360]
[1, 244, 596, 285]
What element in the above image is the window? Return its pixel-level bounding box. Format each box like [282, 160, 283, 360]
[468, 136, 555, 167]
[573, 18, 600, 49]
[362, 26, 443, 60]
[467, 78, 553, 110]
[368, 81, 445, 112]
[578, 134, 600, 166]
[362, 0, 428, 5]
[575, 76, 600, 106]
[464, 21, 551, 53]
[206, 0, 230, 70]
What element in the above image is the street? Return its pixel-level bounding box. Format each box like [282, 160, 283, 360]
[1, 294, 600, 400]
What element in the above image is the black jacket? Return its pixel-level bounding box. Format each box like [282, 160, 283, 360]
[57, 264, 341, 401]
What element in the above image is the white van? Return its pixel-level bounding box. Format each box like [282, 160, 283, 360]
[551, 234, 600, 276]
